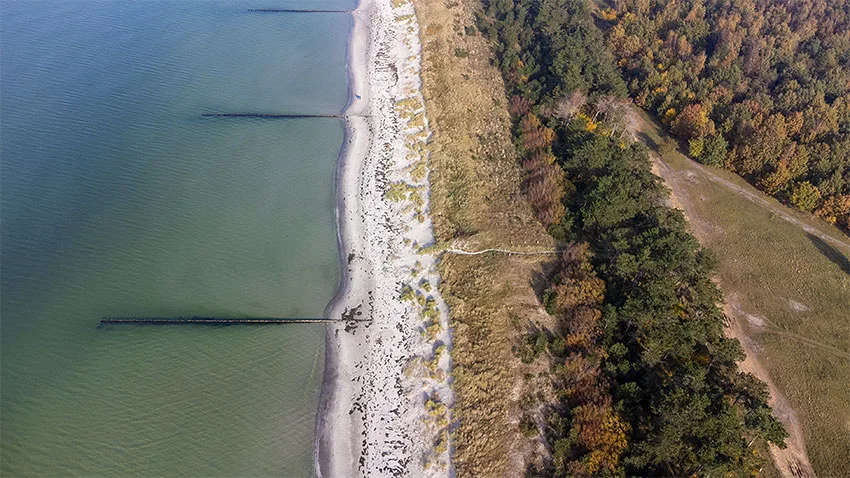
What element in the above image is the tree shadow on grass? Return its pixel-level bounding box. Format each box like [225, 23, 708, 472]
[529, 256, 562, 304]
[637, 131, 659, 150]
[807, 233, 850, 276]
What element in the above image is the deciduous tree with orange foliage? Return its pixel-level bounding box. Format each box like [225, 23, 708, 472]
[544, 244, 629, 477]
[517, 112, 568, 228]
[607, 0, 850, 234]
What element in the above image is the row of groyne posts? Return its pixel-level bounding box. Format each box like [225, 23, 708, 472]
[100, 317, 368, 326]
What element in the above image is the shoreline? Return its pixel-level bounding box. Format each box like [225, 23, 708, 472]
[315, 0, 453, 476]
[314, 0, 372, 473]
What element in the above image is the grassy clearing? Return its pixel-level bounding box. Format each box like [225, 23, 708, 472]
[414, 0, 559, 475]
[638, 112, 850, 477]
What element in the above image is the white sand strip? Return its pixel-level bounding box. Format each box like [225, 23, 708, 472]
[314, 0, 454, 476]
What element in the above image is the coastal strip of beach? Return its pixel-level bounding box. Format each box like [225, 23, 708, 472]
[314, 0, 453, 476]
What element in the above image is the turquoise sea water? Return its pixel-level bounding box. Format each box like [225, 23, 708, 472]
[1, 1, 353, 475]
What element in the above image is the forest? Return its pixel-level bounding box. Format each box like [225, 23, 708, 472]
[477, 0, 789, 475]
[604, 0, 850, 234]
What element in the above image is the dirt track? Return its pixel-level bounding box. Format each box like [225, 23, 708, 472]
[652, 153, 850, 254]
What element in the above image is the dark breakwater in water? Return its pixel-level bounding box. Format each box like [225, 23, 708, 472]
[202, 113, 346, 118]
[99, 317, 358, 325]
[248, 9, 351, 13]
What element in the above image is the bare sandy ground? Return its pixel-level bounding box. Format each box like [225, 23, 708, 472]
[314, 0, 453, 476]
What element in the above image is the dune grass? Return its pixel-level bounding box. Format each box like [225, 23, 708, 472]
[414, 0, 559, 475]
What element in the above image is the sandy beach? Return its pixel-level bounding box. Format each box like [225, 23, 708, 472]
[314, 0, 453, 476]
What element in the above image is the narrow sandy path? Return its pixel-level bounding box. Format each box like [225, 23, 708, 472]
[653, 154, 850, 253]
[443, 248, 558, 256]
[725, 305, 817, 478]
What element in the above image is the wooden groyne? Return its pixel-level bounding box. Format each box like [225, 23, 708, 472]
[247, 9, 351, 13]
[202, 113, 345, 119]
[100, 317, 360, 325]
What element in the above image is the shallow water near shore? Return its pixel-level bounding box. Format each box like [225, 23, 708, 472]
[1, 0, 354, 475]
